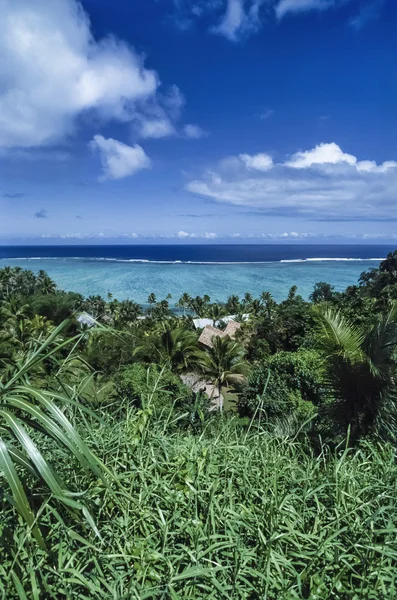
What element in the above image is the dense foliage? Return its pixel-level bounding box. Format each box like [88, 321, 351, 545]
[1, 251, 397, 598]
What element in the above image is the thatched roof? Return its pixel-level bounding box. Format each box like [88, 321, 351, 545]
[198, 325, 227, 348]
[224, 320, 241, 337]
[198, 321, 241, 348]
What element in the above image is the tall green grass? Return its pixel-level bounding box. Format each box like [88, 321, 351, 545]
[1, 404, 397, 599]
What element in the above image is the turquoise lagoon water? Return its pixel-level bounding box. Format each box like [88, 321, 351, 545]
[0, 257, 382, 304]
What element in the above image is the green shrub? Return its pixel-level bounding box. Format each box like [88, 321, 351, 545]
[114, 362, 194, 411]
[30, 291, 84, 324]
[85, 331, 134, 374]
[238, 349, 323, 421]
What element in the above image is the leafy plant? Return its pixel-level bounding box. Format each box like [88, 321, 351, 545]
[315, 304, 397, 442]
[0, 320, 103, 548]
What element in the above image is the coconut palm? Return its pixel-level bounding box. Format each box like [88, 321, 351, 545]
[199, 336, 248, 411]
[176, 292, 192, 316]
[85, 295, 106, 319]
[0, 267, 17, 298]
[260, 291, 277, 319]
[206, 303, 227, 326]
[115, 299, 142, 326]
[0, 320, 103, 548]
[315, 305, 397, 442]
[225, 294, 242, 315]
[134, 327, 201, 372]
[36, 270, 57, 295]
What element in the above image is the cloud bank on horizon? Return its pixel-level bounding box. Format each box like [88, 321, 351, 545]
[0, 0, 394, 241]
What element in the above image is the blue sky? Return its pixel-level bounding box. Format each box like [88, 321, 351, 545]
[0, 0, 396, 244]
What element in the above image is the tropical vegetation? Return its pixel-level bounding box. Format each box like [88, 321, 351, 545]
[1, 252, 397, 598]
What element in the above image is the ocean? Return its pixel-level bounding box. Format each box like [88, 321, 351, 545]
[0, 244, 392, 304]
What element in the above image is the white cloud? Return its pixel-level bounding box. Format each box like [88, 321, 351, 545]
[34, 230, 397, 242]
[285, 142, 357, 168]
[239, 152, 273, 171]
[210, 0, 266, 41]
[170, 0, 382, 39]
[286, 143, 397, 174]
[183, 124, 207, 139]
[177, 230, 218, 239]
[138, 119, 176, 139]
[134, 84, 184, 139]
[356, 160, 397, 174]
[275, 0, 335, 19]
[211, 0, 244, 40]
[0, 0, 159, 149]
[90, 135, 151, 180]
[186, 142, 397, 220]
[0, 0, 203, 150]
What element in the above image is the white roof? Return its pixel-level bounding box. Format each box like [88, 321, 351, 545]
[77, 312, 96, 327]
[193, 314, 249, 329]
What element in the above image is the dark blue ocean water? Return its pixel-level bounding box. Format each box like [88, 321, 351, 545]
[0, 244, 393, 262]
[0, 244, 393, 303]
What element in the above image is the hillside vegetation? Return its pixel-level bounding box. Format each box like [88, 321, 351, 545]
[1, 254, 397, 599]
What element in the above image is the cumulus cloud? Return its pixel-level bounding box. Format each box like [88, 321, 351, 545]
[285, 142, 357, 168]
[0, 0, 159, 149]
[239, 153, 273, 171]
[286, 143, 397, 174]
[0, 0, 203, 150]
[90, 135, 151, 180]
[186, 142, 397, 220]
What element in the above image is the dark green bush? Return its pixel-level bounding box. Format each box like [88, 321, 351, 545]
[85, 331, 134, 374]
[114, 362, 194, 411]
[238, 349, 323, 421]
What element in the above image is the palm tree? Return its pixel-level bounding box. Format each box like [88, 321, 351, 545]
[176, 292, 192, 316]
[85, 295, 106, 319]
[134, 327, 201, 372]
[0, 267, 17, 298]
[117, 300, 142, 326]
[225, 294, 241, 315]
[1, 300, 30, 345]
[198, 336, 248, 411]
[315, 305, 397, 442]
[36, 270, 57, 295]
[206, 303, 227, 326]
[243, 292, 253, 309]
[260, 291, 277, 319]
